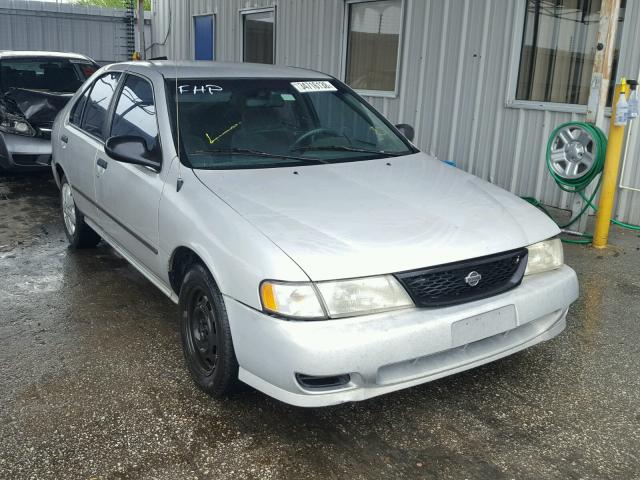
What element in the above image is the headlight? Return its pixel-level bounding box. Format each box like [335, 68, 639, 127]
[0, 112, 35, 137]
[260, 275, 414, 320]
[316, 275, 413, 317]
[525, 238, 564, 275]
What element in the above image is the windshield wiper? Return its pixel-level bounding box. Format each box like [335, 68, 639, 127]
[293, 145, 404, 156]
[193, 147, 328, 164]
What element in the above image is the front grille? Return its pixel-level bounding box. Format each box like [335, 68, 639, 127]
[395, 248, 528, 308]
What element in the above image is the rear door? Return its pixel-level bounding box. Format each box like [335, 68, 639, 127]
[63, 71, 121, 221]
[94, 73, 164, 274]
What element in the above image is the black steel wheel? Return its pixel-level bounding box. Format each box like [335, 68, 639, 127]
[185, 288, 219, 375]
[179, 263, 238, 397]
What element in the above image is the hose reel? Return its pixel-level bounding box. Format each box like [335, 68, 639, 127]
[546, 122, 606, 192]
[525, 120, 640, 242]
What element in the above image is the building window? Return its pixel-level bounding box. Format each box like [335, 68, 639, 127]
[242, 9, 275, 64]
[194, 15, 215, 61]
[516, 0, 625, 105]
[345, 0, 403, 94]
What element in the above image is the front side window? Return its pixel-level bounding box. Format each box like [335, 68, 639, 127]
[81, 72, 121, 139]
[345, 0, 403, 93]
[242, 10, 275, 64]
[168, 78, 414, 170]
[0, 57, 97, 94]
[516, 0, 626, 105]
[111, 75, 158, 152]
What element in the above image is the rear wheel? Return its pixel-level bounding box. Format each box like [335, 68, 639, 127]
[60, 176, 101, 249]
[179, 263, 238, 397]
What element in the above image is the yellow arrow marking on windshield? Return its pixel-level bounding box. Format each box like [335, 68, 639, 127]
[205, 122, 241, 145]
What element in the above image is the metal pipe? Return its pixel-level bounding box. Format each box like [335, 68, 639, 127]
[593, 82, 627, 248]
[562, 229, 589, 237]
[137, 0, 146, 60]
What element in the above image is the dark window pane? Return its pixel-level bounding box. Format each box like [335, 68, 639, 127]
[81, 72, 121, 139]
[516, 0, 625, 105]
[345, 0, 402, 92]
[0, 57, 89, 93]
[194, 15, 215, 61]
[243, 11, 274, 64]
[111, 75, 158, 152]
[70, 88, 90, 126]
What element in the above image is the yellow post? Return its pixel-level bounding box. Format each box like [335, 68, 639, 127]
[593, 81, 627, 248]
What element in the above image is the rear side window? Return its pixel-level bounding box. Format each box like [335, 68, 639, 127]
[110, 75, 158, 151]
[80, 72, 121, 139]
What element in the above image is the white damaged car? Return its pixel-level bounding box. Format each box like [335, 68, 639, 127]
[51, 61, 578, 407]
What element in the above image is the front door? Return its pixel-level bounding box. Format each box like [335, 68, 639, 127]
[94, 74, 164, 275]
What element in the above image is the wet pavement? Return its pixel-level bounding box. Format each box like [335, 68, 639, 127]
[0, 173, 639, 480]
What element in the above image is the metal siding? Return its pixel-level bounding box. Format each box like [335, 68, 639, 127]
[151, 0, 640, 223]
[0, 0, 131, 63]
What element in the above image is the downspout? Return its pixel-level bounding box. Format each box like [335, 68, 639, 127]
[138, 0, 146, 59]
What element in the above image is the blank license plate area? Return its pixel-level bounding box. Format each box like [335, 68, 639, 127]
[451, 305, 517, 347]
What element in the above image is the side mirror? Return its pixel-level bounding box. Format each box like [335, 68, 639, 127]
[395, 123, 415, 142]
[105, 135, 161, 171]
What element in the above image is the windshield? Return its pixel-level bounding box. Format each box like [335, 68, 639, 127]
[167, 78, 415, 169]
[0, 57, 97, 94]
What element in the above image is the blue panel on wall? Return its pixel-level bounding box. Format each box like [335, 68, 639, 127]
[194, 15, 214, 61]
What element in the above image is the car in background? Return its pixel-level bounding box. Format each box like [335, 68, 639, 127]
[51, 61, 579, 407]
[0, 51, 98, 172]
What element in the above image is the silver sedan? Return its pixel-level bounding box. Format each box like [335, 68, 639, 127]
[51, 61, 578, 407]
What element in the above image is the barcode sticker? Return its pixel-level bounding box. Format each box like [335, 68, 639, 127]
[291, 81, 337, 93]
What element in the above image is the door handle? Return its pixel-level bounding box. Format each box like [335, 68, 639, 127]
[96, 158, 108, 169]
[60, 135, 68, 144]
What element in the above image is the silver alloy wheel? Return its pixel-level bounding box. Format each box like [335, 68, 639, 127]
[62, 182, 77, 236]
[548, 125, 598, 180]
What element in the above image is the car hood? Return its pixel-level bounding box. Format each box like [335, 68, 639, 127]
[1, 88, 72, 128]
[194, 153, 559, 281]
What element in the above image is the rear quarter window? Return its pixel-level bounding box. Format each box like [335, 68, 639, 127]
[69, 87, 90, 126]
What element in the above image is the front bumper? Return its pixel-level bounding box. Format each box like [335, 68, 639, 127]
[226, 265, 579, 407]
[0, 131, 52, 171]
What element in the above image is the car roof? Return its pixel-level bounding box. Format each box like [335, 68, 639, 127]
[111, 60, 331, 79]
[0, 50, 95, 61]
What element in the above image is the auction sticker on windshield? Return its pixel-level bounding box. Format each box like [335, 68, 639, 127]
[291, 81, 337, 93]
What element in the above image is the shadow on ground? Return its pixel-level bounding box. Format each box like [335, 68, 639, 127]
[1, 173, 639, 479]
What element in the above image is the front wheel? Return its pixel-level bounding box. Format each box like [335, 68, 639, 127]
[60, 176, 101, 249]
[179, 263, 239, 397]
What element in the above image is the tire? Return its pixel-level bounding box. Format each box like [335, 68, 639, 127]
[60, 175, 101, 249]
[179, 263, 239, 397]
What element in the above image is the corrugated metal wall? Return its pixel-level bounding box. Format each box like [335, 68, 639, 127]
[149, 0, 640, 224]
[0, 0, 131, 64]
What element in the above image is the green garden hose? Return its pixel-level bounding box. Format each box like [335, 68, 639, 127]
[522, 121, 640, 243]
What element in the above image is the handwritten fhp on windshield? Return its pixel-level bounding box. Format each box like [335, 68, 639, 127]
[178, 84, 223, 94]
